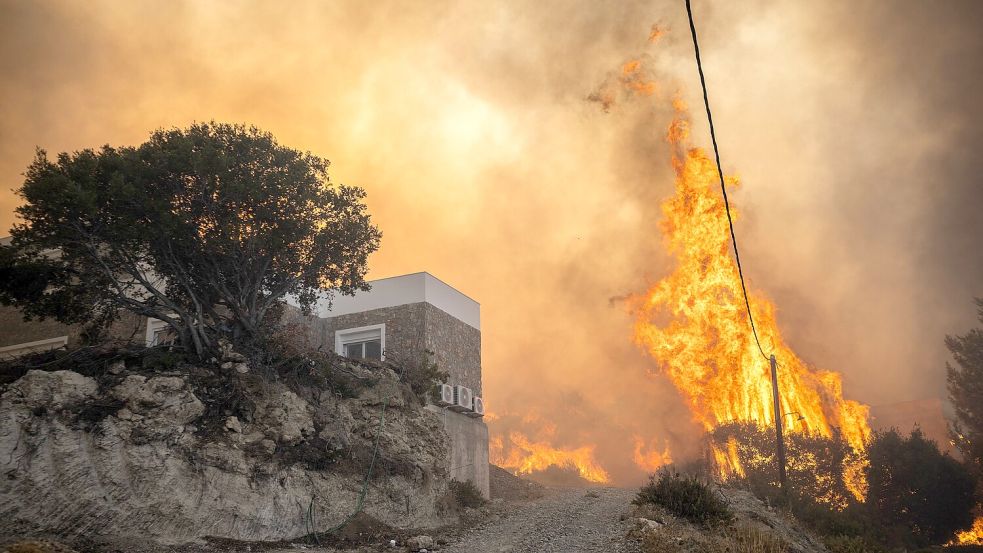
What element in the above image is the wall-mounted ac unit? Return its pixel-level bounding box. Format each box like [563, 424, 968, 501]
[451, 385, 473, 412]
[435, 383, 454, 407]
[467, 396, 484, 418]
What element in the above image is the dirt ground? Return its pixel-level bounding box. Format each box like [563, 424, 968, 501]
[440, 487, 641, 553]
[3, 486, 640, 553]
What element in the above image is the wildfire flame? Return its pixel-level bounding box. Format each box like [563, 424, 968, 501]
[953, 516, 983, 546]
[632, 436, 673, 472]
[631, 92, 872, 498]
[491, 432, 611, 483]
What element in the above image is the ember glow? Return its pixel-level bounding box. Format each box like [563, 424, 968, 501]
[491, 432, 611, 484]
[631, 97, 872, 498]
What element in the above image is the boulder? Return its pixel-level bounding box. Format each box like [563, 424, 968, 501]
[225, 416, 243, 433]
[406, 535, 434, 551]
[4, 370, 98, 411]
[111, 375, 204, 425]
[255, 389, 314, 444]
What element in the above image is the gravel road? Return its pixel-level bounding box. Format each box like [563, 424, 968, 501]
[441, 487, 641, 553]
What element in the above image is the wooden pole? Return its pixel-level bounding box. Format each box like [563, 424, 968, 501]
[770, 354, 789, 496]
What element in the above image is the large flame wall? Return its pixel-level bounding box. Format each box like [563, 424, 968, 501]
[632, 100, 872, 496]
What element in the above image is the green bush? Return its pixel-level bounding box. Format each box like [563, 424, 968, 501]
[395, 349, 448, 402]
[634, 469, 734, 526]
[866, 429, 977, 547]
[449, 479, 486, 509]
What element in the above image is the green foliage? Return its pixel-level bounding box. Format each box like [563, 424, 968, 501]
[449, 478, 486, 509]
[0, 123, 381, 356]
[394, 349, 449, 402]
[866, 428, 977, 547]
[947, 298, 983, 485]
[634, 469, 734, 526]
[709, 421, 861, 510]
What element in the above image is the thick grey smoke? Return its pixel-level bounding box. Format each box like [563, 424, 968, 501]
[1, 0, 980, 483]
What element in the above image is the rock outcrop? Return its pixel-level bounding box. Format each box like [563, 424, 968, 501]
[0, 360, 452, 547]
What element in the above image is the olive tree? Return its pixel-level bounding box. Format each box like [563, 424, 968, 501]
[0, 122, 381, 356]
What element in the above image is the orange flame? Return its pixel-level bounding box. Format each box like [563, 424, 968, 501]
[632, 436, 673, 472]
[621, 59, 657, 97]
[953, 516, 983, 546]
[711, 437, 746, 480]
[491, 431, 611, 483]
[631, 101, 872, 500]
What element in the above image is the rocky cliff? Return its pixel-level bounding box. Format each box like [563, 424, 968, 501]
[0, 354, 453, 547]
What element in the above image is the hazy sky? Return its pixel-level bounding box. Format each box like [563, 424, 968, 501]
[1, 0, 981, 483]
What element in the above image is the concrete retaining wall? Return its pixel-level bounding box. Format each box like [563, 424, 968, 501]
[426, 405, 489, 498]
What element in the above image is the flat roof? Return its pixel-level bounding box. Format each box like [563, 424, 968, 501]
[319, 272, 480, 330]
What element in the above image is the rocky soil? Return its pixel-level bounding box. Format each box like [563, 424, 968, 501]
[1, 478, 830, 553]
[442, 487, 642, 553]
[0, 353, 454, 549]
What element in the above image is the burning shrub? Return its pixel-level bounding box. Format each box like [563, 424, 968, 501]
[708, 421, 863, 510]
[634, 469, 733, 526]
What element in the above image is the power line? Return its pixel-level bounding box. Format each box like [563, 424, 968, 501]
[684, 0, 770, 362]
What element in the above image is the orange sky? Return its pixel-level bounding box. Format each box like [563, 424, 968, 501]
[2, 0, 981, 483]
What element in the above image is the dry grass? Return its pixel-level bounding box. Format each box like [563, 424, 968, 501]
[638, 524, 788, 553]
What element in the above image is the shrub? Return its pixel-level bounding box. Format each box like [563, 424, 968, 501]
[392, 349, 448, 402]
[449, 479, 486, 509]
[709, 421, 861, 510]
[866, 428, 977, 547]
[634, 469, 734, 526]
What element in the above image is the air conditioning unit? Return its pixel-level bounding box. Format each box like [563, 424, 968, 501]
[450, 385, 473, 412]
[467, 396, 484, 418]
[435, 383, 454, 407]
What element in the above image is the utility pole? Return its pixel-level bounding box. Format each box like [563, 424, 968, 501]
[770, 354, 789, 497]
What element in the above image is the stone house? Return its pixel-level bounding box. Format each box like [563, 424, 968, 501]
[0, 261, 490, 496]
[310, 272, 489, 496]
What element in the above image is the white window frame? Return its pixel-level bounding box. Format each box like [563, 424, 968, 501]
[0, 336, 69, 359]
[335, 323, 385, 361]
[145, 317, 177, 347]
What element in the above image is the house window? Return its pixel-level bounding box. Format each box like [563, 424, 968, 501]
[335, 324, 385, 361]
[0, 336, 68, 360]
[145, 318, 176, 347]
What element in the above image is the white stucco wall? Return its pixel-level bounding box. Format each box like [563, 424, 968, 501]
[319, 272, 480, 330]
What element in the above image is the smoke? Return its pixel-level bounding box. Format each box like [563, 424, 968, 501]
[1, 0, 981, 484]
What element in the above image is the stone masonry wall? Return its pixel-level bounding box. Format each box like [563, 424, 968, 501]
[0, 306, 147, 351]
[423, 303, 481, 397]
[317, 302, 481, 396]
